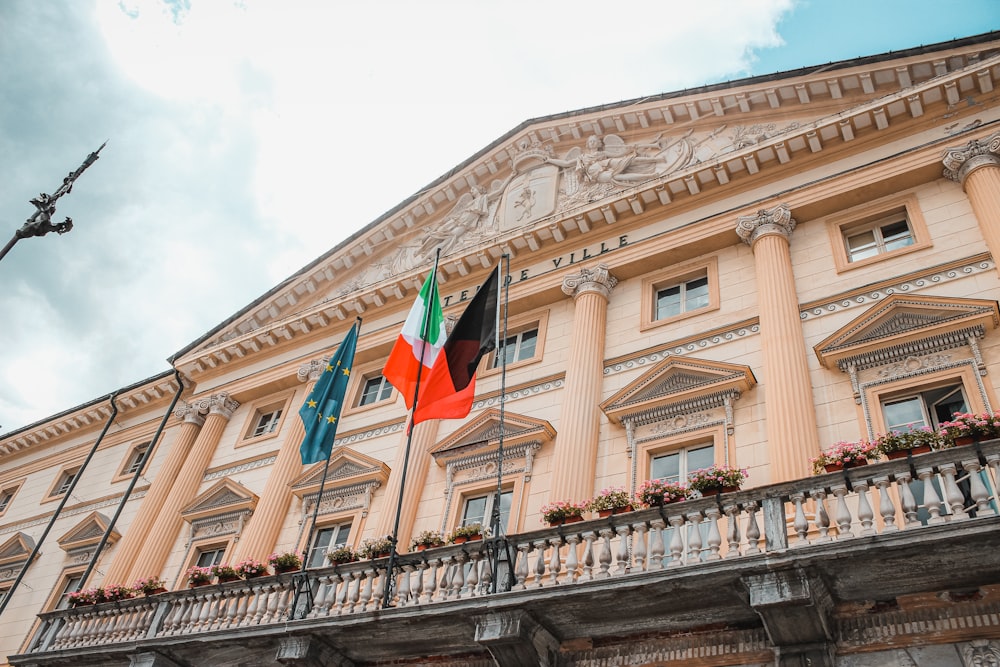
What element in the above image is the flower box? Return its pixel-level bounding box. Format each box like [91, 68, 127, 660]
[812, 440, 878, 475]
[687, 466, 748, 494]
[540, 500, 587, 526]
[360, 536, 395, 560]
[410, 530, 446, 551]
[448, 523, 483, 544]
[587, 487, 632, 515]
[635, 479, 689, 507]
[268, 551, 302, 573]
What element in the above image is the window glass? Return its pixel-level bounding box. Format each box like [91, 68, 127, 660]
[881, 384, 968, 432]
[195, 547, 226, 569]
[0, 490, 14, 513]
[54, 470, 78, 496]
[846, 217, 914, 263]
[655, 274, 710, 320]
[651, 444, 714, 483]
[250, 410, 282, 438]
[461, 490, 512, 535]
[55, 574, 84, 611]
[122, 443, 150, 475]
[307, 522, 351, 568]
[359, 375, 392, 406]
[493, 328, 539, 368]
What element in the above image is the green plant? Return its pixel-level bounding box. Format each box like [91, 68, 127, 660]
[210, 563, 239, 580]
[939, 411, 1000, 444]
[360, 536, 395, 559]
[874, 427, 942, 455]
[185, 566, 212, 586]
[67, 587, 106, 606]
[410, 530, 446, 549]
[811, 440, 878, 474]
[327, 545, 359, 564]
[687, 466, 748, 492]
[539, 500, 587, 523]
[448, 523, 483, 542]
[132, 576, 166, 594]
[234, 558, 268, 578]
[586, 487, 632, 512]
[267, 551, 303, 570]
[635, 479, 688, 507]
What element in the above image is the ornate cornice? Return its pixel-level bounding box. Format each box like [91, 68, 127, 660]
[735, 203, 795, 246]
[942, 130, 1000, 184]
[561, 263, 618, 301]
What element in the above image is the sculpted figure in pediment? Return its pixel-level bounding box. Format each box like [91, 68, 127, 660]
[548, 133, 693, 190]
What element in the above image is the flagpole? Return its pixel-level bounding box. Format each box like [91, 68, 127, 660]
[383, 250, 441, 609]
[489, 255, 511, 592]
[0, 391, 119, 619]
[290, 317, 362, 620]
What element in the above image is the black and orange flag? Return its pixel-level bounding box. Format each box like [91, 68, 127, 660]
[413, 266, 499, 424]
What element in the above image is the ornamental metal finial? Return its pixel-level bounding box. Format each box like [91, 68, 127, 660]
[0, 142, 107, 263]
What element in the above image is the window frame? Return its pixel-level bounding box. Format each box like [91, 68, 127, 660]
[633, 424, 731, 490]
[481, 309, 549, 377]
[825, 192, 931, 274]
[344, 360, 399, 416]
[177, 538, 235, 586]
[640, 257, 720, 332]
[446, 478, 523, 538]
[112, 441, 151, 482]
[237, 392, 295, 448]
[305, 520, 353, 569]
[42, 464, 83, 504]
[0, 481, 23, 517]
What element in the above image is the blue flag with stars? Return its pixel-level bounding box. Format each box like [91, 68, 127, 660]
[299, 322, 359, 464]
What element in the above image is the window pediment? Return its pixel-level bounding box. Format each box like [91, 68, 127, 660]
[181, 478, 259, 523]
[291, 447, 389, 498]
[601, 357, 756, 425]
[431, 409, 555, 464]
[57, 512, 119, 553]
[814, 295, 1000, 370]
[0, 532, 34, 568]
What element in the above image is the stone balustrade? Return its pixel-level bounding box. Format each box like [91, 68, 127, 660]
[26, 440, 1000, 657]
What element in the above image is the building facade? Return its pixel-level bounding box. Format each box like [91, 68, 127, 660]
[2, 32, 1000, 667]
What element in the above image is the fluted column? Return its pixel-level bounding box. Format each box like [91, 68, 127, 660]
[127, 393, 239, 583]
[943, 131, 1000, 274]
[374, 420, 441, 550]
[550, 264, 617, 502]
[102, 406, 204, 585]
[736, 205, 819, 482]
[230, 360, 329, 564]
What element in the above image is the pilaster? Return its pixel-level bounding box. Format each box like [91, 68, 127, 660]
[127, 393, 240, 583]
[943, 131, 1000, 276]
[736, 204, 820, 482]
[550, 264, 616, 502]
[102, 406, 204, 585]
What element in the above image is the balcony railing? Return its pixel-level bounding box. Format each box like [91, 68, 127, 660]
[23, 440, 1000, 659]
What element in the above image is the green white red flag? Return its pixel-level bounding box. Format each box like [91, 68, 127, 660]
[413, 266, 499, 424]
[382, 269, 447, 408]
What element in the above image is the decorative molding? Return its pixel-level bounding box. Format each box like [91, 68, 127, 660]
[561, 627, 770, 665]
[561, 263, 618, 301]
[203, 454, 277, 482]
[604, 322, 760, 376]
[302, 481, 382, 520]
[800, 257, 995, 322]
[0, 489, 147, 533]
[837, 598, 1000, 651]
[333, 420, 407, 447]
[474, 377, 565, 410]
[56, 512, 118, 553]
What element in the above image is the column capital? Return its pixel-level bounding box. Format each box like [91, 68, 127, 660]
[561, 264, 618, 301]
[943, 131, 1000, 184]
[173, 403, 205, 427]
[297, 357, 328, 383]
[735, 204, 796, 246]
[189, 392, 240, 420]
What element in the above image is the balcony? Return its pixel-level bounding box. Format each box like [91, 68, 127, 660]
[14, 441, 1000, 667]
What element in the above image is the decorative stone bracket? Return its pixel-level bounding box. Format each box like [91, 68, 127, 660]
[743, 568, 835, 667]
[474, 610, 559, 667]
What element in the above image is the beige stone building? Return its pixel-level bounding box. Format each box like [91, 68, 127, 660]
[3, 32, 1000, 667]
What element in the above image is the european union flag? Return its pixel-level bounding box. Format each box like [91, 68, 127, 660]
[299, 322, 359, 464]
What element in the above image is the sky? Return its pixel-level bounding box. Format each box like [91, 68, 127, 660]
[0, 0, 997, 433]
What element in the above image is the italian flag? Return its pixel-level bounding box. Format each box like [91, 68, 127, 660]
[383, 270, 447, 408]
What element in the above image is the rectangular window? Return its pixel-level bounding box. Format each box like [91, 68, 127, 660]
[655, 274, 709, 320]
[358, 374, 393, 406]
[120, 442, 150, 476]
[0, 488, 16, 513]
[307, 522, 352, 568]
[461, 490, 512, 535]
[845, 216, 914, 263]
[651, 443, 715, 484]
[194, 546, 227, 569]
[55, 574, 84, 611]
[54, 469, 79, 497]
[492, 328, 538, 368]
[249, 410, 283, 438]
[881, 384, 968, 432]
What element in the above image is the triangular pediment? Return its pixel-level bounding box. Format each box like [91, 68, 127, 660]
[0, 532, 35, 567]
[57, 512, 119, 552]
[814, 295, 1000, 369]
[431, 409, 556, 463]
[601, 357, 755, 425]
[172, 37, 1000, 381]
[291, 446, 390, 497]
[181, 478, 258, 522]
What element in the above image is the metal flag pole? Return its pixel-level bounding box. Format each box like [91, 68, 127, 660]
[291, 317, 362, 620]
[488, 255, 514, 593]
[382, 250, 442, 609]
[0, 142, 106, 264]
[76, 371, 186, 592]
[0, 391, 119, 619]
